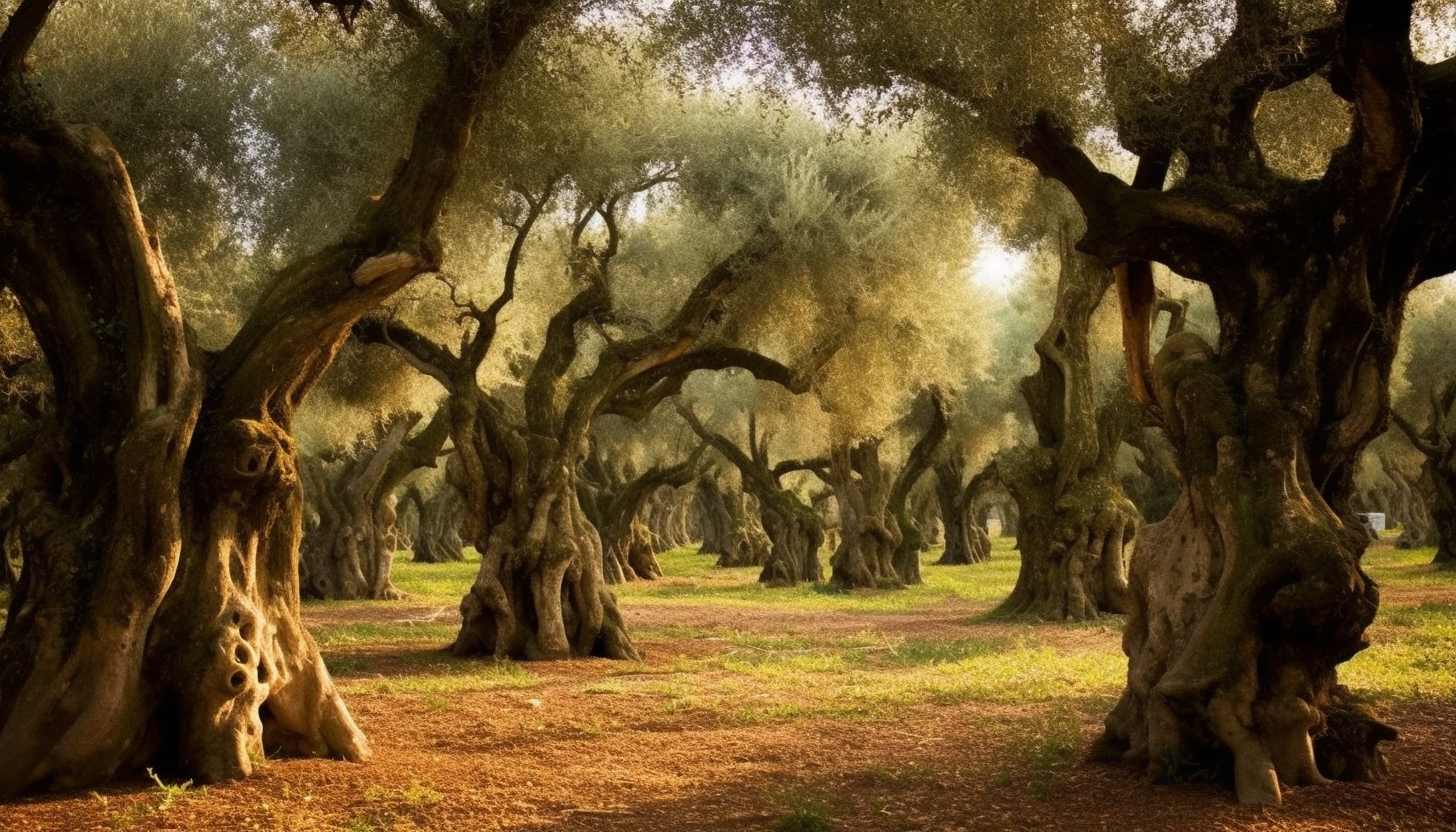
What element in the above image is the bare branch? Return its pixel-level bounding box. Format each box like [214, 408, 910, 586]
[772, 457, 830, 482]
[888, 388, 949, 513]
[602, 347, 806, 421]
[1390, 409, 1441, 459]
[352, 314, 459, 388]
[0, 0, 58, 78]
[309, 0, 375, 34]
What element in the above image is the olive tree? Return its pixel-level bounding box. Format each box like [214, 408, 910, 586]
[0, 0, 567, 796]
[1389, 286, 1456, 565]
[664, 0, 1456, 806]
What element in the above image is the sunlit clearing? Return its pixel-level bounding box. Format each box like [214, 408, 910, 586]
[966, 242, 1029, 296]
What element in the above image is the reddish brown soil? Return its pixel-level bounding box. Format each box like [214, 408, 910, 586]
[1, 601, 1452, 831]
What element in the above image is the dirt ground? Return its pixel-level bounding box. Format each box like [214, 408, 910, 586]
[1, 598, 1453, 832]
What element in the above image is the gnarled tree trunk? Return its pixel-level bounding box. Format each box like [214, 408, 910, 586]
[885, 390, 950, 586]
[598, 456, 699, 583]
[404, 482, 467, 564]
[1380, 456, 1434, 549]
[910, 484, 942, 547]
[1393, 386, 1456, 565]
[1016, 0, 1435, 802]
[0, 0, 557, 796]
[644, 487, 695, 552]
[359, 192, 806, 660]
[996, 227, 1139, 620]
[300, 406, 449, 600]
[449, 408, 638, 660]
[933, 458, 996, 565]
[696, 473, 771, 567]
[681, 409, 823, 586]
[827, 440, 902, 589]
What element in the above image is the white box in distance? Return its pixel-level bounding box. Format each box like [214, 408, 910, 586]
[1357, 513, 1386, 533]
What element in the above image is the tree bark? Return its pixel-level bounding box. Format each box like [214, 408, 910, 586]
[696, 473, 771, 567]
[404, 483, 466, 564]
[827, 440, 902, 589]
[597, 456, 699, 583]
[995, 229, 1139, 619]
[934, 458, 996, 565]
[299, 405, 449, 600]
[886, 389, 949, 585]
[1392, 388, 1456, 565]
[448, 402, 639, 660]
[358, 187, 808, 659]
[1380, 456, 1434, 549]
[680, 410, 824, 586]
[644, 487, 695, 551]
[1013, 1, 1435, 802]
[0, 0, 559, 796]
[910, 485, 942, 547]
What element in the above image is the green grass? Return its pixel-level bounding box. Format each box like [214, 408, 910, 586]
[1344, 600, 1456, 699]
[9, 532, 1447, 733]
[1342, 543, 1456, 700]
[334, 659, 538, 696]
[388, 548, 482, 604]
[1363, 542, 1456, 590]
[614, 540, 1023, 614]
[311, 621, 462, 649]
[992, 707, 1084, 798]
[772, 789, 838, 832]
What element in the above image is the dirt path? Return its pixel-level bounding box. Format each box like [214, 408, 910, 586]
[2, 597, 1452, 832]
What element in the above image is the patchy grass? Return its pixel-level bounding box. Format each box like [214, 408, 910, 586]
[293, 536, 1455, 730]
[1340, 542, 1456, 700]
[1344, 600, 1456, 700]
[389, 548, 482, 603]
[771, 788, 839, 832]
[616, 540, 1023, 614]
[335, 659, 538, 696]
[1364, 542, 1456, 592]
[311, 621, 462, 649]
[992, 706, 1084, 798]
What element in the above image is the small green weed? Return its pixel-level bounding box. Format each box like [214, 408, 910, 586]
[352, 781, 443, 831]
[772, 790, 836, 832]
[146, 768, 197, 812]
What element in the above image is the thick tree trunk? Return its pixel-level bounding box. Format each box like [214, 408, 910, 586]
[827, 441, 902, 590]
[300, 406, 449, 600]
[597, 457, 697, 584]
[646, 489, 695, 551]
[0, 0, 558, 795]
[680, 411, 824, 586]
[450, 417, 638, 660]
[996, 230, 1139, 620]
[299, 428, 407, 601]
[1124, 426, 1182, 524]
[1392, 395, 1456, 565]
[0, 114, 368, 796]
[1011, 1, 1444, 801]
[999, 451, 1136, 619]
[911, 485, 942, 546]
[1099, 331, 1395, 805]
[933, 458, 994, 565]
[696, 474, 771, 567]
[1430, 470, 1456, 566]
[756, 497, 825, 586]
[405, 484, 466, 563]
[1383, 460, 1435, 549]
[882, 389, 949, 586]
